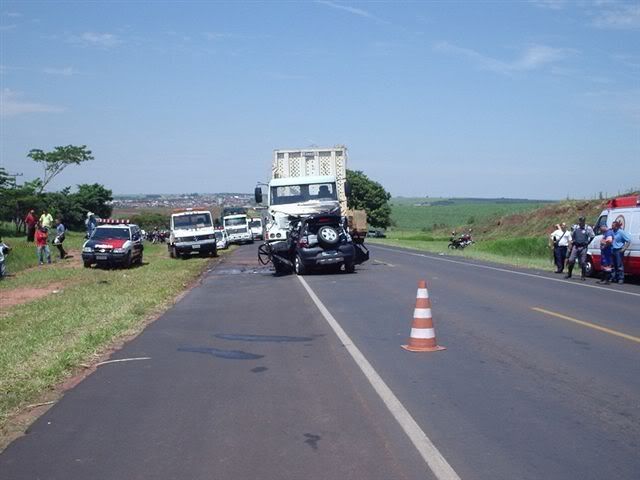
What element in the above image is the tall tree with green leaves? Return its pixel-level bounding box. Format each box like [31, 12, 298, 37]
[346, 170, 392, 228]
[27, 145, 94, 193]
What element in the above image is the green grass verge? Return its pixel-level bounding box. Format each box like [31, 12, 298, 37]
[0, 241, 224, 429]
[369, 234, 553, 271]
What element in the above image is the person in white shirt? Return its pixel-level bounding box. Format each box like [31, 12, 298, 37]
[550, 222, 571, 274]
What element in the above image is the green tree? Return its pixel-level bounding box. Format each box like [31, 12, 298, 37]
[346, 170, 392, 228]
[73, 183, 113, 219]
[27, 145, 94, 193]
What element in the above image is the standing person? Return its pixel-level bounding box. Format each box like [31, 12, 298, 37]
[550, 222, 571, 273]
[25, 209, 37, 242]
[39, 209, 54, 231]
[35, 224, 51, 265]
[85, 212, 97, 239]
[53, 218, 67, 260]
[597, 225, 614, 284]
[611, 220, 631, 284]
[566, 216, 595, 280]
[0, 236, 10, 280]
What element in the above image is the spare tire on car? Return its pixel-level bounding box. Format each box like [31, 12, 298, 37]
[317, 225, 340, 248]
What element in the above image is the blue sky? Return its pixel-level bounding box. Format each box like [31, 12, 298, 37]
[1, 1, 638, 199]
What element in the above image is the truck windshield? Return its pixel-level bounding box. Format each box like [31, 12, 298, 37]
[249, 220, 262, 228]
[173, 213, 212, 229]
[225, 218, 247, 227]
[270, 183, 337, 205]
[92, 228, 130, 240]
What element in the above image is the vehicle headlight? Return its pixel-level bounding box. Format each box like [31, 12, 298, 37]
[83, 247, 93, 253]
[113, 248, 126, 253]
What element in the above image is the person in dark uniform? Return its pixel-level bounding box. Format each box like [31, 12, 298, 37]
[566, 216, 595, 280]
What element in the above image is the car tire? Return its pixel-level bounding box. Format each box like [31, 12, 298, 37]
[137, 253, 143, 265]
[83, 260, 92, 268]
[344, 262, 355, 273]
[584, 256, 594, 277]
[317, 226, 340, 248]
[294, 255, 307, 275]
[123, 252, 132, 268]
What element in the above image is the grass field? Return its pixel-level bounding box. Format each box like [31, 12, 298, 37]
[0, 229, 227, 443]
[389, 198, 550, 232]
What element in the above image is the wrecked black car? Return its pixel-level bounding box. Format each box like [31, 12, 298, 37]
[258, 213, 369, 275]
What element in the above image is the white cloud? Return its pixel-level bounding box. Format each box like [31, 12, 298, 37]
[316, 0, 388, 24]
[434, 41, 576, 75]
[74, 32, 122, 48]
[0, 89, 65, 117]
[591, 4, 640, 29]
[43, 66, 78, 76]
[529, 0, 567, 10]
[204, 32, 234, 40]
[581, 89, 640, 123]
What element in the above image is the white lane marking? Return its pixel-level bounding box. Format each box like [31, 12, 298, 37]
[298, 276, 462, 480]
[373, 245, 640, 298]
[96, 357, 151, 367]
[411, 328, 436, 339]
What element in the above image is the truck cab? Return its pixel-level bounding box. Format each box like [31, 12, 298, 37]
[263, 175, 340, 242]
[168, 209, 217, 258]
[223, 214, 253, 244]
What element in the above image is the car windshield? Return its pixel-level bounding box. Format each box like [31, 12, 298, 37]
[225, 218, 247, 227]
[249, 220, 262, 228]
[214, 231, 223, 240]
[92, 228, 130, 240]
[270, 182, 337, 205]
[173, 213, 212, 229]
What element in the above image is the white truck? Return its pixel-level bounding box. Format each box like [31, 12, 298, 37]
[249, 217, 264, 240]
[254, 146, 369, 272]
[223, 213, 253, 244]
[168, 209, 217, 258]
[256, 146, 349, 242]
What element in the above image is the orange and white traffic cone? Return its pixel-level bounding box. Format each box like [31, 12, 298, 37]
[402, 280, 446, 352]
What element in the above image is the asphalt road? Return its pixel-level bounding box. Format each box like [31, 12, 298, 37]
[1, 244, 639, 480]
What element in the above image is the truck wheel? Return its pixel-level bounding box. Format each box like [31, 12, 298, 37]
[294, 255, 307, 275]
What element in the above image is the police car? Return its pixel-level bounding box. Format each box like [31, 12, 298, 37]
[82, 220, 144, 268]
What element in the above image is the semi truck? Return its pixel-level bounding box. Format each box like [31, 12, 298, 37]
[254, 146, 369, 273]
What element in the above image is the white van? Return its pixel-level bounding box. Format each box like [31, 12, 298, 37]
[587, 195, 640, 277]
[249, 218, 263, 241]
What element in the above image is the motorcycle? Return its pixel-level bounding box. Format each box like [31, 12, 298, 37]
[448, 231, 475, 250]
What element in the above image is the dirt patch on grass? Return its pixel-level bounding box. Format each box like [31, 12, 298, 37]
[0, 283, 70, 312]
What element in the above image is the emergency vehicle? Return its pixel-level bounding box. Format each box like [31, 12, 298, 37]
[587, 195, 640, 277]
[82, 219, 144, 268]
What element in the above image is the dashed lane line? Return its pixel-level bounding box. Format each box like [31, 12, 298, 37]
[372, 245, 640, 298]
[297, 276, 462, 480]
[532, 307, 640, 345]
